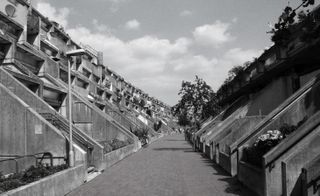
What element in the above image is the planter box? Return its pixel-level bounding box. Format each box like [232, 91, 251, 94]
[281, 125, 320, 196]
[194, 120, 220, 151]
[236, 76, 320, 196]
[215, 116, 264, 176]
[301, 154, 320, 196]
[210, 117, 262, 164]
[103, 144, 136, 169]
[0, 164, 86, 196]
[238, 111, 320, 196]
[238, 160, 265, 196]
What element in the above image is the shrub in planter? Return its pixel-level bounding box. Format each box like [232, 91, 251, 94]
[100, 139, 131, 154]
[133, 127, 149, 145]
[244, 130, 283, 167]
[109, 139, 130, 150]
[243, 118, 307, 167]
[0, 164, 68, 193]
[99, 141, 113, 154]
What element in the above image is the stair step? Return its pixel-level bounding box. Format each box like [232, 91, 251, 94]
[85, 171, 101, 183]
[87, 166, 95, 174]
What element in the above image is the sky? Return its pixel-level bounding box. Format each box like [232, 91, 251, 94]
[31, 0, 313, 106]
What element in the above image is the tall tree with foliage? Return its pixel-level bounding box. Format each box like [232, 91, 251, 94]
[174, 76, 220, 126]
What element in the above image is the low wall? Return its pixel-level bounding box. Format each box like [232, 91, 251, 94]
[103, 144, 136, 169]
[149, 134, 163, 144]
[301, 154, 320, 196]
[281, 125, 320, 196]
[0, 164, 86, 196]
[238, 160, 264, 196]
[214, 116, 263, 176]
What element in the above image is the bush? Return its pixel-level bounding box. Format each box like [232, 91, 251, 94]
[132, 127, 149, 145]
[100, 138, 131, 154]
[244, 118, 307, 167]
[0, 164, 68, 192]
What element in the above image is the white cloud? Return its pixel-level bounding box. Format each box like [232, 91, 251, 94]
[124, 19, 141, 30]
[103, 0, 131, 12]
[193, 20, 235, 48]
[67, 25, 261, 104]
[180, 10, 193, 17]
[36, 2, 70, 28]
[92, 19, 114, 34]
[224, 48, 262, 64]
[36, 2, 261, 105]
[232, 17, 238, 23]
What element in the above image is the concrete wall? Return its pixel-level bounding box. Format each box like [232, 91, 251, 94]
[103, 144, 136, 169]
[0, 164, 86, 196]
[0, 68, 52, 112]
[301, 154, 320, 196]
[72, 96, 134, 143]
[42, 56, 59, 78]
[281, 125, 320, 196]
[238, 159, 265, 196]
[0, 68, 101, 170]
[69, 87, 138, 143]
[236, 77, 320, 196]
[0, 0, 28, 41]
[0, 83, 67, 174]
[202, 101, 250, 145]
[243, 80, 320, 147]
[219, 116, 264, 154]
[300, 69, 320, 87]
[247, 77, 292, 116]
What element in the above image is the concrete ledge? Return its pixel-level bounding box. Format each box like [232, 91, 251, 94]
[103, 144, 136, 169]
[0, 164, 86, 196]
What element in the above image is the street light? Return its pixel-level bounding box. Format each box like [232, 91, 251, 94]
[66, 48, 86, 167]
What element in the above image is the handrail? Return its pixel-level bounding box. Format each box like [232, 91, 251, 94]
[0, 152, 66, 173]
[40, 112, 96, 149]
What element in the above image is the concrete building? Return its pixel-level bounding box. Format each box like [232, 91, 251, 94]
[0, 0, 173, 179]
[191, 5, 320, 196]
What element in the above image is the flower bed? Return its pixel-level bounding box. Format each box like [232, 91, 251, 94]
[243, 118, 307, 167]
[99, 139, 132, 154]
[0, 164, 68, 194]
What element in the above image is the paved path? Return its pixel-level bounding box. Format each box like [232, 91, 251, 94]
[68, 134, 256, 196]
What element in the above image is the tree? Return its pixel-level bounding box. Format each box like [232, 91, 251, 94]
[216, 64, 246, 99]
[174, 76, 220, 126]
[268, 0, 315, 45]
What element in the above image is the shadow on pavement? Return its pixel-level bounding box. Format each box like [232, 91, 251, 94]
[199, 153, 258, 196]
[153, 147, 192, 151]
[165, 139, 185, 141]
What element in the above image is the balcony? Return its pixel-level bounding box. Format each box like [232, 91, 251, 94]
[14, 42, 44, 75]
[0, 35, 11, 61]
[40, 35, 59, 58]
[59, 65, 75, 84]
[0, 11, 23, 39]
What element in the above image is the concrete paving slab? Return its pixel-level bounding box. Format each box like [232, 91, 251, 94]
[68, 134, 257, 196]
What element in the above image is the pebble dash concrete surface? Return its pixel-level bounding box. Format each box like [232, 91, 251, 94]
[67, 134, 257, 196]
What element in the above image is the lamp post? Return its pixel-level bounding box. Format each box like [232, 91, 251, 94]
[66, 49, 85, 167]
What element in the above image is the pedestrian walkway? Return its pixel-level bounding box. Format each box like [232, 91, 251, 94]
[68, 134, 256, 196]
